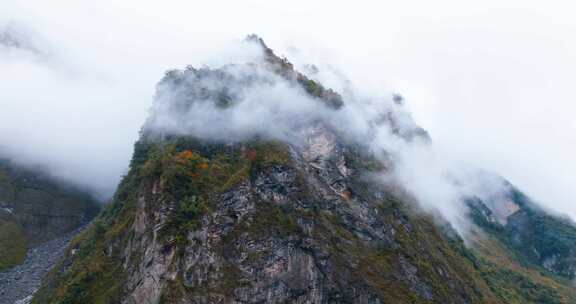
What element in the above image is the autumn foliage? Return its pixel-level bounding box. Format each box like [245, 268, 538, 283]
[172, 150, 209, 178]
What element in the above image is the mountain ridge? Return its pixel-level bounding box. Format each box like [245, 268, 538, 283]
[32, 36, 576, 304]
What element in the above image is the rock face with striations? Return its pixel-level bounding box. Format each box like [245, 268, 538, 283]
[33, 37, 576, 304]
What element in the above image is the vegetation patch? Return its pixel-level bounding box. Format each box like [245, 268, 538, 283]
[136, 139, 294, 246]
[34, 218, 129, 304]
[469, 235, 576, 304]
[0, 215, 27, 271]
[32, 169, 139, 304]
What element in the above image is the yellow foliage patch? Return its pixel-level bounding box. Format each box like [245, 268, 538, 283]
[196, 162, 209, 171]
[174, 150, 198, 165]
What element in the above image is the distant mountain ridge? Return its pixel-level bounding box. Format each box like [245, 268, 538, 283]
[0, 159, 99, 271]
[468, 183, 576, 280]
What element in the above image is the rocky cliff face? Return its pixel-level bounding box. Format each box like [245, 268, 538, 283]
[34, 134, 497, 303]
[33, 37, 576, 304]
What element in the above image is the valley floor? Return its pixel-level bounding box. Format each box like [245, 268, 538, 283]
[0, 227, 84, 304]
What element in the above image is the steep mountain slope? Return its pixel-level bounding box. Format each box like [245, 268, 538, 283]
[467, 184, 576, 288]
[33, 37, 576, 304]
[0, 159, 100, 271]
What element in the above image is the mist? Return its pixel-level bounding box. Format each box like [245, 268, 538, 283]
[1, 0, 574, 228]
[141, 42, 514, 236]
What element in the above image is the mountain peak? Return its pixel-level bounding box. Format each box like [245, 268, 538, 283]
[32, 39, 576, 304]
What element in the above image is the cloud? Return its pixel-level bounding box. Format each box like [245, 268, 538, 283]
[146, 64, 325, 143]
[0, 0, 574, 228]
[0, 21, 146, 199]
[142, 40, 515, 236]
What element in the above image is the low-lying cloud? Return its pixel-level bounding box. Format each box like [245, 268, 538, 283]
[144, 42, 518, 236]
[0, 21, 145, 199]
[1, 1, 574, 230]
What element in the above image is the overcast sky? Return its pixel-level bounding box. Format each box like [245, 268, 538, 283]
[1, 0, 575, 218]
